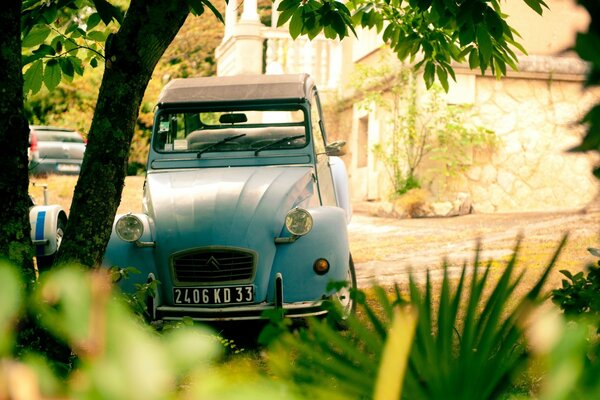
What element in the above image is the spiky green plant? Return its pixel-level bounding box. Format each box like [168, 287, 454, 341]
[266, 236, 567, 399]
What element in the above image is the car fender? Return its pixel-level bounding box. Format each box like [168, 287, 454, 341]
[102, 213, 157, 293]
[329, 156, 352, 223]
[269, 206, 350, 303]
[29, 204, 67, 257]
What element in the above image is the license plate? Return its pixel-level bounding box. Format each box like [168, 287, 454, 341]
[173, 285, 254, 305]
[57, 164, 80, 172]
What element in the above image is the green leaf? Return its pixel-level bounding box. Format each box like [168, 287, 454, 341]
[87, 30, 107, 42]
[484, 7, 504, 40]
[476, 25, 492, 62]
[90, 57, 99, 68]
[523, 0, 547, 15]
[277, 7, 296, 27]
[330, 12, 347, 38]
[200, 0, 224, 23]
[92, 0, 124, 25]
[437, 65, 449, 92]
[42, 4, 58, 24]
[289, 9, 304, 39]
[44, 59, 62, 91]
[22, 25, 51, 48]
[59, 57, 75, 81]
[69, 56, 84, 75]
[185, 0, 204, 16]
[570, 105, 600, 152]
[494, 57, 507, 77]
[64, 38, 78, 53]
[278, 0, 301, 11]
[24, 60, 44, 95]
[86, 13, 102, 31]
[22, 43, 55, 66]
[424, 61, 435, 88]
[575, 32, 600, 66]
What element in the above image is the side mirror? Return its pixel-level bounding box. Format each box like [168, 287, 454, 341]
[325, 140, 346, 156]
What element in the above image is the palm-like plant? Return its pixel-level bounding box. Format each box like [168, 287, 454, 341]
[266, 237, 567, 399]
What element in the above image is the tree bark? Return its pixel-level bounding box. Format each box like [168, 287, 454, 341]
[0, 0, 35, 276]
[56, 0, 190, 266]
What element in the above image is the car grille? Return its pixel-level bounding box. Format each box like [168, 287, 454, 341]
[172, 248, 256, 285]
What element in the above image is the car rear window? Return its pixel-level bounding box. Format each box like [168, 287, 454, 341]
[34, 130, 84, 143]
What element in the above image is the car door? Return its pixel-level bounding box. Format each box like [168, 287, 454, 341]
[311, 89, 337, 207]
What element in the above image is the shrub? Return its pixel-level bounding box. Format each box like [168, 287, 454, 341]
[264, 238, 567, 399]
[552, 254, 600, 323]
[0, 262, 292, 399]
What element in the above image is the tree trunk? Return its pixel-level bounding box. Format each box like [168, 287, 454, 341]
[0, 0, 35, 276]
[56, 0, 190, 267]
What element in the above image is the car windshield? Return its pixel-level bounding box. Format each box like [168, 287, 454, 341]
[153, 108, 308, 154]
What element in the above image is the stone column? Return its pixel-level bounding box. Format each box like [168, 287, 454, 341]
[241, 0, 259, 21]
[216, 0, 265, 76]
[224, 0, 238, 39]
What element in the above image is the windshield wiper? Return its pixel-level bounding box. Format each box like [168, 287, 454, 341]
[254, 134, 305, 156]
[197, 133, 246, 158]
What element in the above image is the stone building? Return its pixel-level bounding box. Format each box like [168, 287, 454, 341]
[216, 0, 599, 213]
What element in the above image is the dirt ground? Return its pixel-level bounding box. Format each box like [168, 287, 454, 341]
[348, 201, 600, 287]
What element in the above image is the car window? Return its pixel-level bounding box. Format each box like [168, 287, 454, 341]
[34, 130, 85, 143]
[154, 108, 308, 153]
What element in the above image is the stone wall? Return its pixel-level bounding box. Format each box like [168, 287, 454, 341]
[336, 61, 600, 214]
[452, 74, 599, 212]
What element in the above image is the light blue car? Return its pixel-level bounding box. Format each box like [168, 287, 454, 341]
[103, 74, 355, 322]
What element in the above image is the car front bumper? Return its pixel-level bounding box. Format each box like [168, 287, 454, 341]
[155, 300, 328, 322]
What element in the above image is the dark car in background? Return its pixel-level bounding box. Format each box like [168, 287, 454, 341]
[29, 125, 86, 176]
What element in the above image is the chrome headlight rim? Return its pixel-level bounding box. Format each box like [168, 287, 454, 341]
[115, 213, 144, 242]
[285, 207, 313, 237]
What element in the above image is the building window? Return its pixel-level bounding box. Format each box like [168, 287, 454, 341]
[357, 115, 369, 168]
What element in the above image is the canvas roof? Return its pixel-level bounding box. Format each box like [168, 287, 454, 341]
[157, 73, 313, 105]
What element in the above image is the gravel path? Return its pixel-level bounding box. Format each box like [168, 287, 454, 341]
[348, 204, 600, 287]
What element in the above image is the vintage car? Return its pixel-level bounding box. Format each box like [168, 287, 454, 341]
[102, 74, 355, 322]
[29, 187, 67, 270]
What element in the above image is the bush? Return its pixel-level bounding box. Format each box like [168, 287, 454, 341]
[264, 238, 567, 399]
[0, 262, 293, 399]
[552, 254, 600, 322]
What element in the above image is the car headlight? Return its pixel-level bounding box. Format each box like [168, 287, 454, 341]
[115, 214, 144, 242]
[285, 208, 313, 236]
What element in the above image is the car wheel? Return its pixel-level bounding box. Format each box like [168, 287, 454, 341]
[334, 253, 357, 323]
[37, 216, 66, 271]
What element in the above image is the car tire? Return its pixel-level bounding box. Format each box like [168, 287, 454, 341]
[36, 216, 66, 272]
[334, 253, 357, 327]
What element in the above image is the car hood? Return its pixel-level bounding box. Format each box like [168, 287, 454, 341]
[145, 166, 316, 250]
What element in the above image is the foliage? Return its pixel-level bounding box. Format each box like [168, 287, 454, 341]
[351, 57, 496, 198]
[264, 237, 567, 399]
[428, 103, 498, 182]
[21, 0, 124, 96]
[20, 0, 223, 97]
[535, 313, 600, 400]
[276, 0, 357, 40]
[569, 0, 600, 178]
[1, 260, 300, 399]
[22, 2, 225, 170]
[551, 251, 600, 330]
[277, 0, 548, 90]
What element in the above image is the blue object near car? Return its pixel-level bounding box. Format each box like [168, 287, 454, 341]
[102, 74, 356, 322]
[28, 189, 67, 270]
[29, 125, 86, 176]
